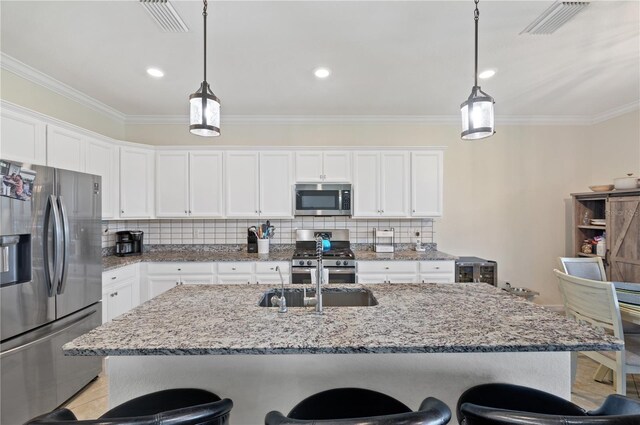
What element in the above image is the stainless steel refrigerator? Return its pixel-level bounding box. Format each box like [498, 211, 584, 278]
[0, 161, 102, 425]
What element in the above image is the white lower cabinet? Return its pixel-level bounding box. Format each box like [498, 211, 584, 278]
[145, 262, 215, 301]
[356, 261, 419, 284]
[143, 261, 290, 299]
[356, 260, 454, 284]
[419, 261, 455, 283]
[102, 264, 140, 323]
[217, 261, 290, 285]
[255, 262, 290, 284]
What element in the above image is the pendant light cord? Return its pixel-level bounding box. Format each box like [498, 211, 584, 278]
[474, 0, 479, 88]
[203, 0, 208, 83]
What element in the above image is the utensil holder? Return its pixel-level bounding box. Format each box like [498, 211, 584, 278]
[258, 239, 269, 254]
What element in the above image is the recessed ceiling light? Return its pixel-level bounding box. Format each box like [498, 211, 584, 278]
[146, 67, 164, 78]
[478, 69, 496, 79]
[314, 67, 331, 79]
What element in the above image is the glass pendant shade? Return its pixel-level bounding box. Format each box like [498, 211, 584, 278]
[460, 86, 495, 140]
[189, 81, 220, 137]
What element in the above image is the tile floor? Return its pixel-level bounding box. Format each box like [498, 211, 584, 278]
[63, 355, 640, 420]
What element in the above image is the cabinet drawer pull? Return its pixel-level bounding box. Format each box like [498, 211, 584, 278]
[232, 267, 236, 271]
[385, 267, 389, 270]
[177, 268, 181, 271]
[111, 276, 116, 280]
[434, 267, 440, 270]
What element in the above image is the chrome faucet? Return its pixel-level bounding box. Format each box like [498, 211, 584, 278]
[270, 266, 287, 313]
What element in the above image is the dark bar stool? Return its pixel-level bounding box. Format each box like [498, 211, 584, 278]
[265, 387, 451, 425]
[457, 383, 640, 425]
[26, 388, 233, 425]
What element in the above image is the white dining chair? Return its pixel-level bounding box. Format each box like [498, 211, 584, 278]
[554, 269, 640, 395]
[558, 257, 607, 281]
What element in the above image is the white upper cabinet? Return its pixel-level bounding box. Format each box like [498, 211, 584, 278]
[46, 124, 85, 172]
[353, 151, 409, 218]
[352, 152, 379, 217]
[85, 137, 119, 219]
[189, 151, 224, 218]
[295, 151, 351, 182]
[380, 152, 410, 217]
[411, 151, 443, 217]
[259, 151, 293, 218]
[226, 151, 260, 217]
[155, 151, 189, 217]
[226, 151, 292, 218]
[155, 151, 224, 218]
[120, 146, 155, 218]
[0, 109, 46, 165]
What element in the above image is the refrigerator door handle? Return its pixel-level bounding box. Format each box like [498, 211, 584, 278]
[56, 196, 71, 295]
[43, 195, 62, 297]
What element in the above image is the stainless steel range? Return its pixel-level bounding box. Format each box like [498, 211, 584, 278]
[291, 229, 356, 284]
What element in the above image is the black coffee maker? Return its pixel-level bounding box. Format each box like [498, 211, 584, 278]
[115, 231, 143, 257]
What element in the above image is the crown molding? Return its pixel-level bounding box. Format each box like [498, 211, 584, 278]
[591, 100, 640, 125]
[0, 52, 126, 122]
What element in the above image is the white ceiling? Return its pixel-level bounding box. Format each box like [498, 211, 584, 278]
[1, 1, 639, 120]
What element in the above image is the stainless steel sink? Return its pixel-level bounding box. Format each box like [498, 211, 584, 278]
[258, 288, 378, 308]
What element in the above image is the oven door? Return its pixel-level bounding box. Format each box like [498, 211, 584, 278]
[291, 267, 356, 284]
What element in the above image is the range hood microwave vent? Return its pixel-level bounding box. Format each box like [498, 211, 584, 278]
[139, 0, 189, 33]
[520, 1, 589, 35]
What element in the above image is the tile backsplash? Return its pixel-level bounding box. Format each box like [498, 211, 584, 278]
[102, 217, 434, 249]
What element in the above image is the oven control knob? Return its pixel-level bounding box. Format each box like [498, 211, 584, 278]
[343, 261, 348, 266]
[299, 260, 304, 266]
[307, 261, 312, 266]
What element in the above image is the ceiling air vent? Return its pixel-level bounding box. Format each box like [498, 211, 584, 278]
[520, 1, 589, 35]
[139, 0, 189, 33]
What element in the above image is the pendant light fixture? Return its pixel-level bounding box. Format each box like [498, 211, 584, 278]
[189, 0, 220, 137]
[460, 0, 495, 140]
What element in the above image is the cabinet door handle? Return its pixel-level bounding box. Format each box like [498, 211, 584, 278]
[385, 267, 389, 270]
[232, 267, 236, 271]
[111, 276, 116, 280]
[177, 268, 181, 271]
[185, 210, 187, 214]
[255, 210, 258, 214]
[435, 267, 440, 270]
[381, 210, 384, 213]
[189, 210, 192, 214]
[413, 209, 416, 213]
[121, 210, 124, 214]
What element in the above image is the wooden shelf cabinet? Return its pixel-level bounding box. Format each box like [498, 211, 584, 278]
[572, 190, 640, 282]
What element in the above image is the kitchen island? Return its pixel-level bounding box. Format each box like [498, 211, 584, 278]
[65, 283, 621, 424]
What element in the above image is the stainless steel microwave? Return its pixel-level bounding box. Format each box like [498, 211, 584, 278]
[294, 183, 352, 216]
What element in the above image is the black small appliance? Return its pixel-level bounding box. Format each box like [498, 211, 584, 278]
[115, 230, 143, 257]
[247, 229, 258, 253]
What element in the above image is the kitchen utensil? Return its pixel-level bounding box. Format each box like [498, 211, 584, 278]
[589, 185, 614, 192]
[614, 173, 639, 190]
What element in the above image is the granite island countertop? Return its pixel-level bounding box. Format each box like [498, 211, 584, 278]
[64, 283, 621, 356]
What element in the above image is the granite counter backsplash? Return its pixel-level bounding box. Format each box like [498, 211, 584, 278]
[64, 283, 621, 356]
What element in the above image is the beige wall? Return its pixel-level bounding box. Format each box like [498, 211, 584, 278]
[588, 111, 640, 185]
[0, 69, 125, 139]
[3, 69, 639, 305]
